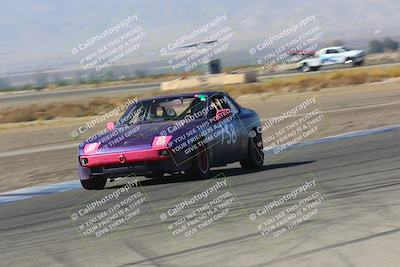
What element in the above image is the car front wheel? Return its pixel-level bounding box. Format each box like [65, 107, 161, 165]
[344, 57, 355, 67]
[240, 131, 264, 169]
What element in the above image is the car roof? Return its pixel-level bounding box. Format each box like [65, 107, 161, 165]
[322, 46, 345, 50]
[139, 91, 224, 102]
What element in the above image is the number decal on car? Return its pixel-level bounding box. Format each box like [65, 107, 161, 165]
[221, 124, 237, 145]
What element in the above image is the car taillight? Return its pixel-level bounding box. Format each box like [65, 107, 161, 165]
[152, 136, 172, 148]
[83, 142, 100, 155]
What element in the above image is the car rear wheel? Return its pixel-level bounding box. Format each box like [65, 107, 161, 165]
[300, 63, 311, 72]
[81, 177, 107, 190]
[240, 131, 264, 169]
[187, 143, 210, 179]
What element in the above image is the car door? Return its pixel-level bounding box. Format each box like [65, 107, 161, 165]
[209, 94, 242, 165]
[321, 49, 340, 65]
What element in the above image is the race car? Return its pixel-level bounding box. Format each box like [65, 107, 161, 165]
[296, 46, 365, 72]
[77, 91, 264, 190]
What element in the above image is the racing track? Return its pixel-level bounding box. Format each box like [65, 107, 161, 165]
[0, 82, 161, 106]
[1, 62, 399, 107]
[0, 129, 399, 266]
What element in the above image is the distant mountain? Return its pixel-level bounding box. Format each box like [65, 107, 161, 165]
[0, 0, 399, 73]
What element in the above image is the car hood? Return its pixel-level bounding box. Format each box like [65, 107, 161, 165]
[78, 120, 197, 155]
[343, 50, 364, 57]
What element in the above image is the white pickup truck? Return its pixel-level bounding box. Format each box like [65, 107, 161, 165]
[296, 46, 365, 72]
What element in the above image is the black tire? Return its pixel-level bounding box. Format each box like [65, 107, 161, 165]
[300, 63, 311, 72]
[344, 57, 355, 67]
[354, 60, 363, 66]
[81, 177, 107, 190]
[187, 142, 210, 179]
[240, 131, 264, 169]
[144, 171, 165, 179]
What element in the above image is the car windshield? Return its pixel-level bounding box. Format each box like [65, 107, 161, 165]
[338, 47, 352, 52]
[118, 96, 207, 125]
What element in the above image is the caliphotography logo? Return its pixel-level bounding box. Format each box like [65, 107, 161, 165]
[1, 1, 400, 266]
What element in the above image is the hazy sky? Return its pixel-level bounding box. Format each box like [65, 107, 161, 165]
[0, 0, 399, 73]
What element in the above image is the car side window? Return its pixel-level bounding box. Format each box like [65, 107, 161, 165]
[327, 49, 338, 54]
[156, 106, 164, 117]
[226, 96, 239, 114]
[210, 95, 228, 117]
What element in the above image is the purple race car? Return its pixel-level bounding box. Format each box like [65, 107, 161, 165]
[77, 91, 264, 190]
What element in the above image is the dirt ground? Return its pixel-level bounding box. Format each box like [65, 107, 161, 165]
[0, 79, 400, 192]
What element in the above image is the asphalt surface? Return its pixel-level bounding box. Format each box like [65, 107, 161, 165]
[0, 82, 160, 106]
[2, 62, 399, 107]
[0, 128, 399, 266]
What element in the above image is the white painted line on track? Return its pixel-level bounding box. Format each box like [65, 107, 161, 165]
[1, 123, 400, 204]
[260, 100, 400, 121]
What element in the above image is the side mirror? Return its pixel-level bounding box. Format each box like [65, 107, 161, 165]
[215, 109, 231, 121]
[106, 121, 115, 131]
